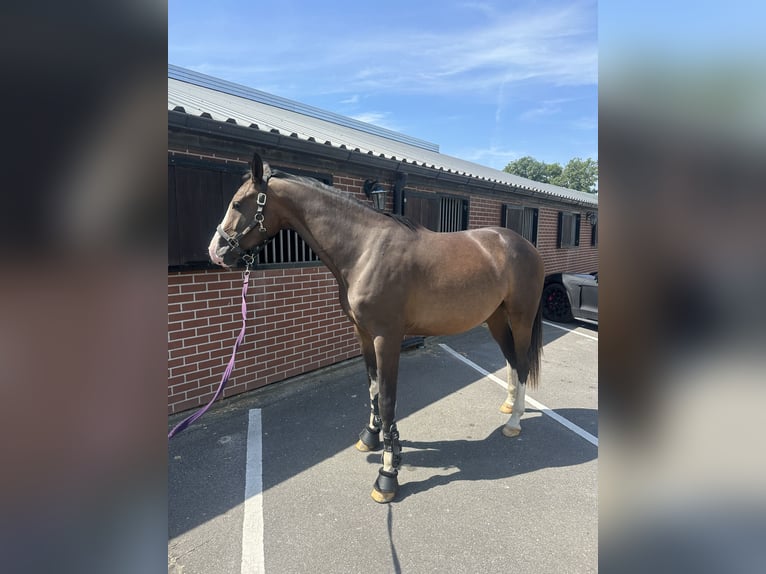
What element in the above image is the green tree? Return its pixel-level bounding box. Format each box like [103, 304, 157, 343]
[504, 156, 597, 193]
[545, 162, 563, 183]
[551, 158, 598, 193]
[503, 156, 557, 184]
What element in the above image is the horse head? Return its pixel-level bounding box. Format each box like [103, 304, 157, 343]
[208, 153, 282, 269]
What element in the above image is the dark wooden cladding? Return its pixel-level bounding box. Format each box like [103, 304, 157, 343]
[170, 165, 229, 265]
[404, 193, 440, 231]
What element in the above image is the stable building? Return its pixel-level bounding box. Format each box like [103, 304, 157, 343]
[168, 65, 597, 415]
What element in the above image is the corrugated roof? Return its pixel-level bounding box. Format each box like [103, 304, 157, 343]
[168, 65, 597, 206]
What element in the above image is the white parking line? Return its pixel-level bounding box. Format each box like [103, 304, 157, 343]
[242, 409, 265, 574]
[542, 320, 598, 341]
[438, 343, 598, 447]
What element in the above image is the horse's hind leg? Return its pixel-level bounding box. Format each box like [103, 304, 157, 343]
[486, 308, 519, 416]
[487, 307, 533, 437]
[502, 310, 540, 437]
[354, 326, 382, 451]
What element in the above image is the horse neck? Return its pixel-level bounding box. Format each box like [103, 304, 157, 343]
[277, 180, 383, 281]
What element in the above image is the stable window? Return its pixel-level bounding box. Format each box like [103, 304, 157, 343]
[439, 196, 469, 232]
[404, 191, 468, 232]
[557, 212, 581, 248]
[502, 205, 538, 245]
[257, 227, 320, 265]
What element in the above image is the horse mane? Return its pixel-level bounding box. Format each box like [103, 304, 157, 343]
[384, 212, 422, 231]
[266, 169, 423, 232]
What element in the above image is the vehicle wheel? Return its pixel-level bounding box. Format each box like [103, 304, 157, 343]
[542, 282, 573, 322]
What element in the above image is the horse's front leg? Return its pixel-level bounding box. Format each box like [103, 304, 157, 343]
[370, 333, 403, 503]
[354, 327, 382, 452]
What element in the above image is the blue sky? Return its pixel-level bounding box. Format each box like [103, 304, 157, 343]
[169, 0, 597, 170]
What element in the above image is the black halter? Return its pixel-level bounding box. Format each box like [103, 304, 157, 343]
[215, 178, 272, 266]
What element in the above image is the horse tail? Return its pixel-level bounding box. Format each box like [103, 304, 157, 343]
[526, 301, 543, 390]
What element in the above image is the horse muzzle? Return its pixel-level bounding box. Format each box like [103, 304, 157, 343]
[209, 229, 270, 269]
[208, 242, 229, 268]
[208, 232, 240, 269]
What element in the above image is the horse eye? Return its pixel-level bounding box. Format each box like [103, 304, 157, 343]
[232, 201, 242, 210]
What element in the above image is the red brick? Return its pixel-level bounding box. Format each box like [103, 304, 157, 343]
[171, 363, 205, 377]
[197, 341, 223, 353]
[169, 345, 201, 359]
[168, 328, 195, 340]
[195, 307, 228, 319]
[169, 293, 195, 305]
[182, 318, 209, 330]
[169, 380, 204, 395]
[180, 282, 209, 293]
[193, 290, 224, 301]
[168, 274, 193, 285]
[169, 311, 195, 323]
[186, 385, 215, 400]
[183, 335, 210, 348]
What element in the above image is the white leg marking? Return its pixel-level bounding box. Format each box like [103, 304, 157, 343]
[368, 376, 380, 428]
[505, 380, 526, 431]
[504, 364, 518, 408]
[439, 343, 598, 446]
[382, 451, 395, 473]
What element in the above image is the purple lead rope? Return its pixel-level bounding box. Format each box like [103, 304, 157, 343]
[168, 269, 251, 439]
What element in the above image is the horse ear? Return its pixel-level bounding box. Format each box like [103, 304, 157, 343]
[251, 153, 272, 184]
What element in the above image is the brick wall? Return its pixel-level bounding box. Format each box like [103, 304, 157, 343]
[467, 195, 502, 229]
[468, 194, 598, 275]
[537, 207, 599, 275]
[168, 266, 359, 414]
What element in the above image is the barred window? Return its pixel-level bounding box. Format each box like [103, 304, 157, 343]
[256, 228, 319, 265]
[503, 205, 538, 245]
[439, 196, 468, 232]
[404, 191, 468, 232]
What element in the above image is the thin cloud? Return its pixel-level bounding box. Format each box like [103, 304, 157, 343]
[340, 95, 360, 105]
[350, 111, 402, 132]
[194, 3, 596, 98]
[569, 116, 598, 130]
[458, 146, 523, 170]
[519, 99, 572, 121]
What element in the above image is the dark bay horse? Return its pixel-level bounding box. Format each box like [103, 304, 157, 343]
[208, 153, 544, 503]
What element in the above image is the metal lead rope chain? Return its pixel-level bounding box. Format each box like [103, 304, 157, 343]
[168, 263, 253, 439]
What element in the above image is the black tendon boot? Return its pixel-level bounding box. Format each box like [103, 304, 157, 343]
[356, 396, 382, 451]
[371, 424, 401, 503]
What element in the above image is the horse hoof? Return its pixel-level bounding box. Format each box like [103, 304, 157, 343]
[356, 426, 381, 451]
[371, 487, 396, 503]
[502, 425, 521, 437]
[356, 439, 374, 452]
[499, 401, 514, 414]
[371, 468, 398, 503]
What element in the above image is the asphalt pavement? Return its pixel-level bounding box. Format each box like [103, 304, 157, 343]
[169, 321, 598, 574]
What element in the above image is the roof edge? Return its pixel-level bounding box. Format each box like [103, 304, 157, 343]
[168, 110, 598, 208]
[168, 64, 440, 153]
